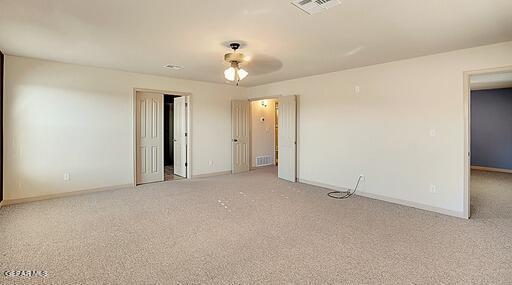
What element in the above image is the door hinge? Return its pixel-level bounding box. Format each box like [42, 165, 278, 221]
[185, 132, 188, 137]
[185, 162, 188, 167]
[185, 103, 188, 107]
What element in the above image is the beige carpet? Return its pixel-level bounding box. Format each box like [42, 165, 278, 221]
[1, 168, 511, 284]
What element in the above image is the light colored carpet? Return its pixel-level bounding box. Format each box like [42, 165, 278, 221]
[1, 168, 511, 284]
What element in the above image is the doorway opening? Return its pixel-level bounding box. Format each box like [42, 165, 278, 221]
[164, 95, 187, 181]
[250, 99, 279, 170]
[134, 89, 191, 186]
[231, 96, 297, 182]
[464, 67, 512, 218]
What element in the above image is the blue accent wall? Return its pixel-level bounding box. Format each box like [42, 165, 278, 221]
[471, 88, 512, 170]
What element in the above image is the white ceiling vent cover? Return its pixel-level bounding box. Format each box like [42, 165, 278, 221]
[291, 0, 342, 15]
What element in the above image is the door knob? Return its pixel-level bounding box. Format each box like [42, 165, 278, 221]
[233, 139, 238, 142]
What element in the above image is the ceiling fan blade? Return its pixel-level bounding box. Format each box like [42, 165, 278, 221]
[243, 54, 283, 76]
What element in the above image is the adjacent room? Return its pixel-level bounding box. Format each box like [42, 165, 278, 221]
[469, 71, 512, 218]
[1, 0, 512, 283]
[251, 99, 279, 169]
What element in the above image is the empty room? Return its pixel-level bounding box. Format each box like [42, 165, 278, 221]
[1, 0, 512, 284]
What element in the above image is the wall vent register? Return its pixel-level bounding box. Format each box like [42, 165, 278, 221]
[256, 155, 274, 167]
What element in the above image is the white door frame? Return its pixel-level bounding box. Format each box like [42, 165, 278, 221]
[462, 65, 512, 219]
[247, 95, 300, 180]
[133, 88, 192, 186]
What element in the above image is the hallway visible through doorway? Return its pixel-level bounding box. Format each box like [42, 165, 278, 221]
[245, 96, 297, 182]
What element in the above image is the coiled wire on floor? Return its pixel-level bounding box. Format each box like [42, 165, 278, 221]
[327, 175, 364, 199]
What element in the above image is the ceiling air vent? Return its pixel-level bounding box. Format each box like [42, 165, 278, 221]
[291, 0, 342, 15]
[163, 64, 183, 70]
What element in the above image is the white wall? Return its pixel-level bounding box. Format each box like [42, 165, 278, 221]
[4, 56, 246, 200]
[251, 99, 277, 167]
[248, 41, 512, 216]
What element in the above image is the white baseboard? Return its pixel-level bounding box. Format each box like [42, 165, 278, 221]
[192, 170, 231, 179]
[471, 166, 512, 174]
[2, 184, 133, 206]
[3, 170, 234, 206]
[299, 179, 466, 219]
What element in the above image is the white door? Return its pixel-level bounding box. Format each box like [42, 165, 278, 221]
[232, 100, 250, 173]
[173, 96, 187, 177]
[278, 95, 297, 182]
[136, 92, 164, 184]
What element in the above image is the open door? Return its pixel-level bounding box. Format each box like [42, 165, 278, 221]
[232, 100, 250, 173]
[278, 95, 297, 182]
[173, 96, 187, 177]
[0, 51, 3, 203]
[136, 92, 164, 184]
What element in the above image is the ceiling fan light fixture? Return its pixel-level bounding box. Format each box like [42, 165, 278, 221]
[224, 66, 236, 81]
[224, 42, 249, 85]
[238, 68, 248, 80]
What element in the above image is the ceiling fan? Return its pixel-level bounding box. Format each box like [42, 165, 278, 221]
[224, 43, 249, 85]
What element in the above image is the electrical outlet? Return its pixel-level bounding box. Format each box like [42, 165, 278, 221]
[429, 184, 437, 193]
[430, 129, 436, 137]
[208, 160, 213, 167]
[64, 172, 70, 181]
[355, 85, 361, 93]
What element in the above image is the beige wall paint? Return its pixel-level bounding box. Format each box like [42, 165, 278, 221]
[4, 56, 246, 200]
[5, 41, 512, 212]
[251, 99, 277, 167]
[247, 41, 512, 215]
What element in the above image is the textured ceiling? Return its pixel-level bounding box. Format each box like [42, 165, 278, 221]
[1, 0, 512, 86]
